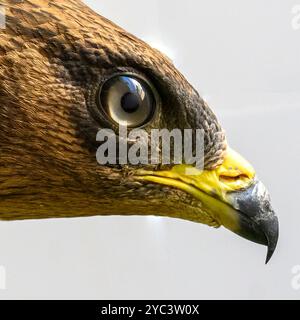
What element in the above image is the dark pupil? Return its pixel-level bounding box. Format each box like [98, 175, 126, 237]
[121, 92, 140, 113]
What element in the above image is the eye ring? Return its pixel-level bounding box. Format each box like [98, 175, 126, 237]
[95, 72, 160, 129]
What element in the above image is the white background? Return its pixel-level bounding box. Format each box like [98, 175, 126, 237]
[0, 0, 299, 299]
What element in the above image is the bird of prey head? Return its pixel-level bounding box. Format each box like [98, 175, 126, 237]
[0, 0, 278, 262]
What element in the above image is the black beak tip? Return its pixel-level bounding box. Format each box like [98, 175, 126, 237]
[265, 247, 275, 264]
[264, 216, 279, 264]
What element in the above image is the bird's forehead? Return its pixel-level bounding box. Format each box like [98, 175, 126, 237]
[2, 0, 192, 93]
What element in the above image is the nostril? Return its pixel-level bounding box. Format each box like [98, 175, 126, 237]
[219, 174, 250, 183]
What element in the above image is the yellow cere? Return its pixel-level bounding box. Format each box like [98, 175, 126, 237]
[136, 148, 255, 202]
[135, 148, 256, 231]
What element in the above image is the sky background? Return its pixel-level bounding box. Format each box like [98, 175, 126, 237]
[0, 0, 299, 299]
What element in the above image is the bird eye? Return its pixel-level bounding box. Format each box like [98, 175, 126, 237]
[98, 74, 158, 128]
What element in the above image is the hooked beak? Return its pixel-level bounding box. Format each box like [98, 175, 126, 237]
[135, 148, 279, 263]
[227, 180, 279, 264]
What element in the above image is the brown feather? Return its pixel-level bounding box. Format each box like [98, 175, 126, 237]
[0, 0, 226, 221]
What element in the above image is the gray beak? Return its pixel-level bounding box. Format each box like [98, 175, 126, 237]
[228, 180, 279, 264]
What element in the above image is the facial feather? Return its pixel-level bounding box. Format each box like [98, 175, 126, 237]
[0, 0, 225, 222]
